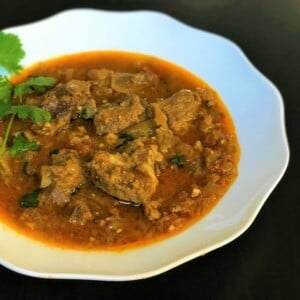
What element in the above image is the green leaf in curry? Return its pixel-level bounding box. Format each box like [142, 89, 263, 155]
[13, 104, 51, 123]
[0, 87, 52, 157]
[0, 31, 25, 74]
[169, 154, 185, 168]
[0, 31, 56, 158]
[9, 133, 41, 157]
[0, 76, 12, 103]
[116, 133, 135, 148]
[0, 103, 11, 118]
[19, 190, 40, 208]
[14, 76, 57, 97]
[80, 107, 94, 119]
[119, 133, 135, 143]
[0, 103, 51, 123]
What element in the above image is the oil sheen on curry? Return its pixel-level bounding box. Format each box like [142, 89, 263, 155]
[0, 52, 240, 250]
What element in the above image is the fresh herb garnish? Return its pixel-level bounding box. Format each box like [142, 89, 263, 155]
[0, 31, 56, 158]
[169, 154, 185, 168]
[119, 133, 135, 143]
[0, 76, 12, 103]
[0, 99, 52, 157]
[14, 76, 56, 97]
[19, 190, 40, 208]
[9, 133, 40, 157]
[116, 133, 135, 148]
[0, 31, 25, 74]
[80, 107, 94, 119]
[0, 103, 51, 122]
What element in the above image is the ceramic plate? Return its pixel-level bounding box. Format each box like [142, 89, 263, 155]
[0, 8, 289, 280]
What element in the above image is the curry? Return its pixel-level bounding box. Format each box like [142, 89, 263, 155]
[0, 51, 240, 249]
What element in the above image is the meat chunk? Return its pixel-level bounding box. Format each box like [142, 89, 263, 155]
[33, 80, 96, 136]
[111, 71, 159, 94]
[39, 149, 85, 207]
[90, 145, 162, 204]
[122, 119, 156, 139]
[88, 69, 117, 102]
[41, 80, 93, 118]
[151, 102, 184, 154]
[94, 94, 145, 136]
[151, 102, 176, 154]
[155, 124, 198, 164]
[32, 112, 71, 136]
[68, 200, 93, 225]
[87, 68, 112, 86]
[159, 89, 202, 135]
[151, 102, 201, 169]
[196, 87, 217, 106]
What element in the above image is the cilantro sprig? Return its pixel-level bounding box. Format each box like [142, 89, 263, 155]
[0, 76, 12, 103]
[0, 103, 51, 122]
[0, 31, 56, 158]
[0, 31, 25, 74]
[9, 133, 41, 157]
[14, 76, 56, 97]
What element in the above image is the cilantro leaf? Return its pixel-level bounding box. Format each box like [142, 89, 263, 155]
[12, 104, 52, 123]
[169, 154, 185, 168]
[9, 133, 40, 157]
[0, 76, 12, 103]
[0, 31, 25, 74]
[0, 103, 12, 119]
[14, 76, 56, 97]
[119, 133, 135, 142]
[0, 32, 54, 159]
[0, 103, 51, 123]
[80, 107, 94, 119]
[116, 133, 135, 149]
[19, 190, 40, 208]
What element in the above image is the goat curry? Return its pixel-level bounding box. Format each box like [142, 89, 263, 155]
[0, 52, 240, 249]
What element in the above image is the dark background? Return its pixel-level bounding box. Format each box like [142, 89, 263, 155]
[0, 0, 299, 299]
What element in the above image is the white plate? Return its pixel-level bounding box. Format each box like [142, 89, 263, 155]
[0, 8, 289, 281]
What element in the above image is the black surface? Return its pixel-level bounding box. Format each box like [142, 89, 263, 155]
[0, 0, 299, 299]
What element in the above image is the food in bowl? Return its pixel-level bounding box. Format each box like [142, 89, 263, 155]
[0, 50, 240, 249]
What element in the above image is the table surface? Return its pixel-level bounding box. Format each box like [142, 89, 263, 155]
[0, 0, 299, 299]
